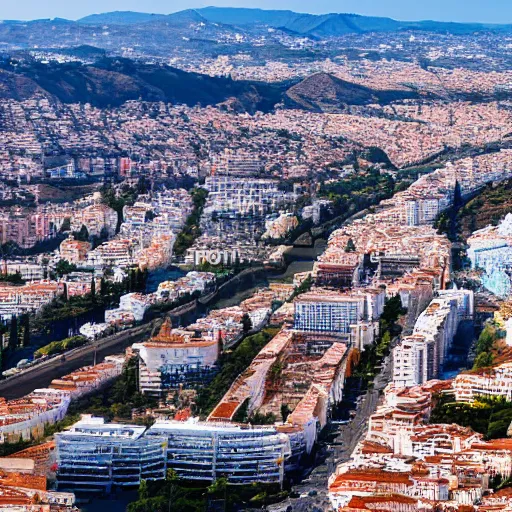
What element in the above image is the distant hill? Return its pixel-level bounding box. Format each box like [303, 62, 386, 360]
[195, 7, 508, 36]
[284, 73, 418, 112]
[78, 11, 167, 25]
[0, 58, 426, 111]
[55, 45, 107, 59]
[79, 9, 213, 27]
[0, 58, 285, 112]
[196, 8, 403, 36]
[196, 7, 301, 27]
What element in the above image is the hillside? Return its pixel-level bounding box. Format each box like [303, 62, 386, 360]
[0, 60, 426, 111]
[458, 179, 512, 238]
[0, 70, 47, 102]
[284, 72, 418, 112]
[0, 58, 285, 111]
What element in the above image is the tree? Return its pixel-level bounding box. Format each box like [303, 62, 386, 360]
[8, 316, 17, 350]
[129, 269, 137, 292]
[74, 225, 90, 242]
[59, 217, 71, 233]
[55, 259, 77, 277]
[138, 480, 149, 500]
[137, 176, 150, 195]
[241, 313, 252, 334]
[137, 269, 147, 291]
[90, 277, 96, 303]
[454, 180, 463, 209]
[473, 352, 494, 370]
[21, 314, 30, 347]
[345, 238, 356, 253]
[207, 476, 228, 496]
[281, 404, 291, 422]
[165, 469, 181, 512]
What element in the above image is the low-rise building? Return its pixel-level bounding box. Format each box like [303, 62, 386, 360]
[59, 235, 91, 265]
[133, 318, 220, 396]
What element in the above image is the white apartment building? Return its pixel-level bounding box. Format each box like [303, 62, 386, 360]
[146, 420, 291, 484]
[56, 417, 167, 494]
[405, 198, 445, 226]
[203, 176, 288, 216]
[212, 149, 263, 177]
[393, 293, 464, 388]
[294, 289, 385, 336]
[454, 362, 512, 402]
[87, 239, 135, 268]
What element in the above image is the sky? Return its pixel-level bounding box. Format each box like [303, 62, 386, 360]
[2, 0, 512, 24]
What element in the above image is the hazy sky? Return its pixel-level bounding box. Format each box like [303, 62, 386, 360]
[3, 0, 512, 24]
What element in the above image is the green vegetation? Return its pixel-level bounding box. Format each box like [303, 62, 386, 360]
[431, 394, 512, 440]
[472, 323, 503, 370]
[435, 179, 512, 259]
[0, 439, 33, 458]
[287, 275, 312, 302]
[32, 273, 139, 332]
[127, 469, 287, 512]
[320, 168, 394, 211]
[54, 259, 77, 277]
[232, 398, 250, 423]
[33, 335, 88, 359]
[490, 474, 512, 492]
[32, 295, 100, 332]
[474, 352, 494, 369]
[353, 295, 406, 385]
[4, 314, 30, 358]
[126, 267, 148, 293]
[195, 261, 234, 276]
[47, 358, 157, 430]
[194, 328, 279, 418]
[174, 188, 208, 256]
[101, 183, 139, 232]
[0, 272, 25, 285]
[241, 313, 253, 333]
[318, 168, 398, 233]
[248, 411, 277, 425]
[0, 236, 66, 259]
[344, 238, 356, 253]
[72, 225, 89, 242]
[457, 178, 512, 239]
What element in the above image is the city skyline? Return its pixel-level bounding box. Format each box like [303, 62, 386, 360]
[3, 0, 512, 24]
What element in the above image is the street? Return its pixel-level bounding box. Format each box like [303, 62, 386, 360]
[270, 351, 393, 511]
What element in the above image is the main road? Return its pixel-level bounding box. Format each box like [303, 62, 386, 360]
[0, 266, 273, 401]
[0, 320, 162, 400]
[271, 351, 393, 512]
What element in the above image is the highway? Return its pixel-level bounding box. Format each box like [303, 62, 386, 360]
[0, 320, 161, 400]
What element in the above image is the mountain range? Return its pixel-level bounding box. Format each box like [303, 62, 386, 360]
[3, 7, 512, 38]
[76, 7, 512, 36]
